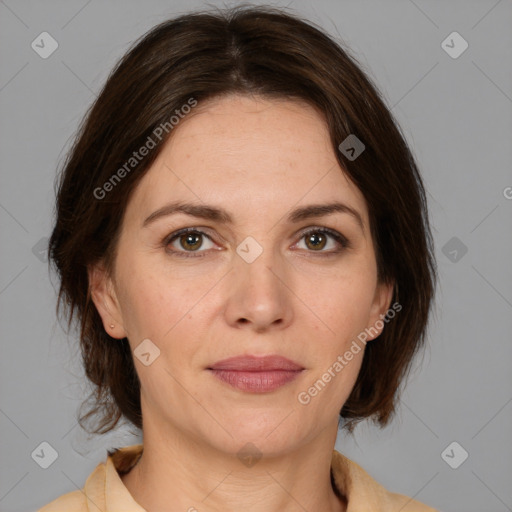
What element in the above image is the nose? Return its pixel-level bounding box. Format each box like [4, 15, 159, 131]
[224, 246, 293, 333]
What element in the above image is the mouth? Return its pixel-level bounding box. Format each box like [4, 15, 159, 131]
[207, 355, 305, 393]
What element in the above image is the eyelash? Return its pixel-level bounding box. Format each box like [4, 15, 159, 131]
[162, 226, 350, 258]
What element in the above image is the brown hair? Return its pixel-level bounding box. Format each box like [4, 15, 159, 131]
[48, 4, 437, 435]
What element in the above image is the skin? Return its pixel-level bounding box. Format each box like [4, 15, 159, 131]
[89, 94, 393, 512]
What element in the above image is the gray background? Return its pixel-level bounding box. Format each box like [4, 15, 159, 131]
[1, 1, 511, 511]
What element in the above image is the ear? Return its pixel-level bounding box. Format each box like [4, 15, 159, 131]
[366, 280, 395, 341]
[87, 262, 127, 339]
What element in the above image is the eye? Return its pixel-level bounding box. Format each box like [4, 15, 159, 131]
[164, 228, 215, 257]
[163, 226, 349, 258]
[294, 227, 349, 255]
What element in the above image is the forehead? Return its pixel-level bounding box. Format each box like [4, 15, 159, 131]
[126, 94, 369, 228]
[170, 94, 334, 159]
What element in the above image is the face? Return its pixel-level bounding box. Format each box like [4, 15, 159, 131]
[90, 94, 393, 456]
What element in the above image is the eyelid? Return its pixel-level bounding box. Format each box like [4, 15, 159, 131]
[163, 227, 217, 257]
[163, 225, 350, 256]
[296, 226, 350, 251]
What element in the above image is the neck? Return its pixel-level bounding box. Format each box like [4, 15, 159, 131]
[121, 422, 346, 512]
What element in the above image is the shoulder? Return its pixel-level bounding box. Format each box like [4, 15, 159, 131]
[37, 490, 87, 512]
[36, 444, 142, 512]
[331, 449, 439, 511]
[36, 458, 107, 512]
[383, 489, 440, 511]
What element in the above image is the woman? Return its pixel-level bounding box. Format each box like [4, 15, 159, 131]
[40, 4, 437, 511]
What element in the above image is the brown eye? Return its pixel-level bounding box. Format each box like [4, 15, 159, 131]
[165, 228, 215, 256]
[296, 228, 348, 254]
[179, 232, 203, 251]
[305, 231, 327, 251]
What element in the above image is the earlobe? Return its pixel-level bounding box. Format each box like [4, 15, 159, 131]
[87, 263, 127, 339]
[367, 280, 395, 341]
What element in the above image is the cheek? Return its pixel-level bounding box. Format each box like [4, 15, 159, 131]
[116, 252, 214, 355]
[114, 252, 177, 341]
[297, 339, 365, 416]
[315, 269, 377, 339]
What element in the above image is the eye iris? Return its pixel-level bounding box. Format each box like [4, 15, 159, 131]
[306, 232, 326, 251]
[181, 232, 202, 251]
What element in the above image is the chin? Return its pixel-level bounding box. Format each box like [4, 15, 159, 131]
[198, 408, 311, 458]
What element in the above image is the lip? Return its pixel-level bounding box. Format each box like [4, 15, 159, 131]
[208, 355, 304, 371]
[207, 355, 305, 393]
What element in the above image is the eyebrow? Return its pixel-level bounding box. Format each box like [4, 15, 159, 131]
[142, 200, 364, 231]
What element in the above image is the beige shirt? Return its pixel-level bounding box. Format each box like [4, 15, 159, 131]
[37, 444, 438, 511]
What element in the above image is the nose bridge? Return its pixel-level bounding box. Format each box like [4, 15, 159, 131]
[236, 237, 283, 297]
[225, 236, 291, 329]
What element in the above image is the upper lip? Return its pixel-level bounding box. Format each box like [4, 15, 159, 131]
[208, 355, 304, 371]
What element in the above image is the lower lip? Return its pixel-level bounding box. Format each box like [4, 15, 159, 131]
[208, 369, 303, 392]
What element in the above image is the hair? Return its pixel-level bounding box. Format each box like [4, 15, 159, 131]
[48, 4, 437, 435]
